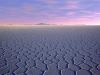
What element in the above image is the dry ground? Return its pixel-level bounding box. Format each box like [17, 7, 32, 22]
[0, 26, 100, 75]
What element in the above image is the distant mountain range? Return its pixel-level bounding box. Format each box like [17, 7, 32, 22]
[36, 23, 51, 25]
[9, 23, 52, 25]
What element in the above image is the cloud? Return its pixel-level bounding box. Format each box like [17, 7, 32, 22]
[93, 0, 100, 2]
[7, 8, 18, 16]
[0, 7, 5, 13]
[39, 0, 57, 4]
[0, 7, 19, 17]
[66, 0, 80, 10]
[80, 10, 92, 14]
[81, 11, 100, 18]
[95, 12, 100, 15]
[67, 11, 76, 16]
[21, 3, 33, 15]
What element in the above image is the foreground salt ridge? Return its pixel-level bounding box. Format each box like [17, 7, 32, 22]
[0, 26, 100, 75]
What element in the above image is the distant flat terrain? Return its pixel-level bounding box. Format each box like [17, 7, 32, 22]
[0, 26, 100, 75]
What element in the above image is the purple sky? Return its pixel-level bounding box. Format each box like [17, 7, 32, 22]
[0, 0, 100, 25]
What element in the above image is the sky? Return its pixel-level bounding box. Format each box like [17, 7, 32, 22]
[0, 0, 100, 25]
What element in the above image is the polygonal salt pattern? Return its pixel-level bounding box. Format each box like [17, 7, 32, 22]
[0, 26, 100, 75]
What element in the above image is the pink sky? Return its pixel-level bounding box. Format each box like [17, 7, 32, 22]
[0, 0, 100, 25]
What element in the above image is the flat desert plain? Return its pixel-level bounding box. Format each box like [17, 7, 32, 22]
[0, 26, 100, 75]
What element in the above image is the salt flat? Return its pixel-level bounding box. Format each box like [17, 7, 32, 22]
[0, 26, 100, 75]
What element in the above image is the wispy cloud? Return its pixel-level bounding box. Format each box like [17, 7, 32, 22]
[66, 0, 80, 10]
[0, 0, 100, 25]
[21, 3, 33, 15]
[40, 0, 57, 4]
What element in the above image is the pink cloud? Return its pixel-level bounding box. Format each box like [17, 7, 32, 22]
[22, 4, 33, 14]
[80, 10, 92, 14]
[40, 0, 57, 4]
[95, 12, 100, 15]
[66, 1, 80, 10]
[0, 7, 19, 17]
[67, 11, 76, 16]
[7, 8, 18, 16]
[81, 11, 100, 18]
[45, 11, 100, 25]
[93, 0, 100, 2]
